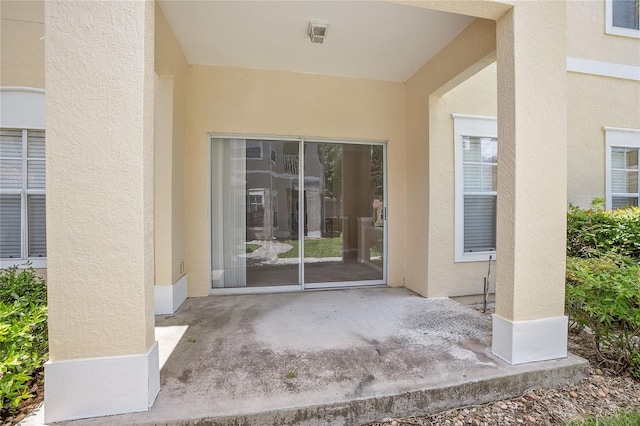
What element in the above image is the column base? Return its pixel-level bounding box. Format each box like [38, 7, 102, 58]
[491, 314, 568, 364]
[154, 274, 188, 314]
[44, 342, 160, 423]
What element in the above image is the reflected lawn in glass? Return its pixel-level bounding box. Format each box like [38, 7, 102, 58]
[278, 237, 343, 259]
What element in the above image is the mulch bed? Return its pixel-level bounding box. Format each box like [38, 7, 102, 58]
[1, 381, 43, 426]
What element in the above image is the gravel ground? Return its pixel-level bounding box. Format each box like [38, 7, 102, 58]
[365, 308, 640, 426]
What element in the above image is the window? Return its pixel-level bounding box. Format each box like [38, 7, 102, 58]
[245, 141, 263, 160]
[247, 189, 265, 228]
[0, 128, 46, 266]
[605, 127, 640, 209]
[230, 140, 264, 160]
[606, 0, 640, 38]
[272, 193, 278, 228]
[454, 114, 498, 262]
[270, 144, 277, 165]
[0, 87, 46, 268]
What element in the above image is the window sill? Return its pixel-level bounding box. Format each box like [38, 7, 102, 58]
[0, 258, 47, 269]
[605, 26, 640, 39]
[455, 252, 496, 263]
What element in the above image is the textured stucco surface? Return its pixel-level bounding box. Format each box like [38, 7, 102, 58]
[0, 0, 44, 88]
[6, 0, 636, 368]
[391, 0, 513, 21]
[154, 73, 174, 287]
[45, 0, 156, 359]
[154, 3, 188, 286]
[567, 73, 640, 208]
[426, 64, 498, 298]
[495, 2, 568, 322]
[567, 0, 640, 67]
[185, 65, 406, 296]
[404, 18, 496, 297]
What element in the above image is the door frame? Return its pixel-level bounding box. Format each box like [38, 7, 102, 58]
[208, 133, 388, 295]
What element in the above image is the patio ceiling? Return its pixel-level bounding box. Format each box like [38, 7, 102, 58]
[158, 1, 474, 82]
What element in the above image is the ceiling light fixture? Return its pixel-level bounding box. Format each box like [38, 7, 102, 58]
[308, 21, 328, 44]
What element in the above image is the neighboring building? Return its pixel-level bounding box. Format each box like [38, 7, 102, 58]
[0, 0, 638, 422]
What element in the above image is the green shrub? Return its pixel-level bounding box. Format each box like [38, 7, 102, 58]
[0, 265, 48, 414]
[0, 265, 47, 306]
[566, 255, 640, 377]
[567, 201, 640, 261]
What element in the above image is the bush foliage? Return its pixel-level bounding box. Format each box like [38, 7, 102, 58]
[0, 265, 48, 414]
[567, 200, 640, 261]
[566, 201, 640, 377]
[566, 256, 640, 377]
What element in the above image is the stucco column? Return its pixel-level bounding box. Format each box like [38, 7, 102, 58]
[493, 1, 568, 364]
[44, 1, 158, 422]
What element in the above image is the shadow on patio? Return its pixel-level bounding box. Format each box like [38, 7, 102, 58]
[64, 288, 588, 425]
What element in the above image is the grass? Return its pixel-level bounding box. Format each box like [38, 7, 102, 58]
[277, 232, 384, 260]
[278, 237, 343, 259]
[284, 370, 298, 379]
[245, 243, 261, 253]
[570, 411, 640, 425]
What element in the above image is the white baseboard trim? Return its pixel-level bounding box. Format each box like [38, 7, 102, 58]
[154, 274, 188, 314]
[44, 342, 160, 423]
[491, 314, 568, 364]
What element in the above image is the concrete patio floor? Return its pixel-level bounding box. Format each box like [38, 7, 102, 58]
[56, 287, 588, 425]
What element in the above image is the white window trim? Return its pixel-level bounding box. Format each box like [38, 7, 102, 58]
[0, 87, 46, 269]
[453, 114, 498, 263]
[247, 188, 265, 230]
[246, 141, 264, 160]
[566, 57, 640, 82]
[604, 126, 640, 209]
[605, 0, 640, 39]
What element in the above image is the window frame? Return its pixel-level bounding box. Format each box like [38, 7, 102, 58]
[605, 126, 640, 209]
[453, 114, 498, 263]
[247, 188, 265, 230]
[605, 0, 640, 39]
[0, 87, 46, 269]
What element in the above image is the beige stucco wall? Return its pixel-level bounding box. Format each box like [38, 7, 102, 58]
[186, 66, 406, 296]
[404, 18, 496, 297]
[0, 1, 44, 88]
[154, 4, 188, 286]
[6, 0, 638, 310]
[494, 1, 568, 322]
[426, 64, 497, 298]
[567, 73, 640, 208]
[391, 0, 512, 21]
[565, 0, 640, 209]
[567, 0, 640, 67]
[46, 0, 155, 359]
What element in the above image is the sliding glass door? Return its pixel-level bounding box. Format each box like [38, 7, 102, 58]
[210, 136, 386, 291]
[302, 141, 385, 288]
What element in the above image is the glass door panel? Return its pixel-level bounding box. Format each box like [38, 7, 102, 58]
[303, 142, 385, 285]
[211, 139, 301, 288]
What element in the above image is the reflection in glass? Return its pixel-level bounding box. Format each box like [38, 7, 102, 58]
[211, 138, 386, 288]
[627, 148, 638, 169]
[211, 139, 300, 288]
[462, 136, 497, 192]
[303, 143, 384, 284]
[612, 197, 638, 209]
[462, 136, 497, 253]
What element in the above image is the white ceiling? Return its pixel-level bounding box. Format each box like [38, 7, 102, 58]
[158, 1, 474, 82]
